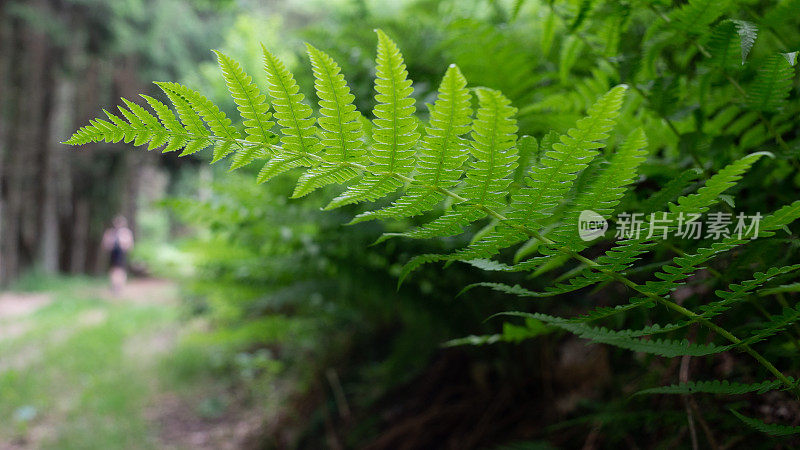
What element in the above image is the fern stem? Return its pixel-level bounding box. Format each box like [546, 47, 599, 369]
[657, 297, 799, 395]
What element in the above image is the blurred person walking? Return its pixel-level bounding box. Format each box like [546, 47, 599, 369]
[102, 216, 134, 294]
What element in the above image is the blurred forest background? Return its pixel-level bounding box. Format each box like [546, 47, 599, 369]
[1, 0, 799, 448]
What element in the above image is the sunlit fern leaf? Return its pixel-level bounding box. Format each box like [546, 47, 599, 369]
[746, 53, 797, 112]
[118, 98, 166, 149]
[534, 152, 772, 294]
[63, 93, 215, 157]
[214, 50, 277, 169]
[292, 45, 367, 198]
[732, 20, 758, 65]
[442, 85, 627, 264]
[155, 81, 243, 162]
[351, 63, 472, 223]
[259, 45, 323, 184]
[669, 0, 730, 33]
[378, 88, 517, 244]
[636, 379, 786, 396]
[140, 94, 191, 154]
[670, 152, 771, 214]
[545, 127, 648, 251]
[512, 85, 627, 229]
[498, 312, 725, 357]
[453, 87, 519, 208]
[154, 87, 213, 156]
[325, 29, 419, 209]
[376, 206, 485, 245]
[730, 410, 800, 436]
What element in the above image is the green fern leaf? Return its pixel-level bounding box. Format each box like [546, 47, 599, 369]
[214, 50, 277, 169]
[636, 379, 785, 396]
[259, 46, 323, 183]
[63, 93, 215, 157]
[155, 81, 243, 162]
[546, 127, 648, 250]
[292, 45, 367, 198]
[444, 85, 627, 263]
[350, 63, 472, 223]
[380, 88, 517, 242]
[499, 312, 725, 357]
[325, 29, 419, 209]
[746, 53, 796, 112]
[139, 94, 193, 153]
[705, 20, 758, 69]
[701, 264, 800, 318]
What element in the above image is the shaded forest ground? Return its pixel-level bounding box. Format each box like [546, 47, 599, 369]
[0, 277, 264, 449]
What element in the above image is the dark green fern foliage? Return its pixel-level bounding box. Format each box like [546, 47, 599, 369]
[66, 28, 800, 435]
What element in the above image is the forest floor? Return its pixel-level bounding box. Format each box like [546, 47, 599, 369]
[0, 277, 264, 450]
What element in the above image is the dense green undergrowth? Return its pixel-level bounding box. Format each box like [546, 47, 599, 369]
[66, 0, 800, 447]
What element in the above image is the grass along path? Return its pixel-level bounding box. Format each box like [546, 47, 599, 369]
[0, 277, 262, 449]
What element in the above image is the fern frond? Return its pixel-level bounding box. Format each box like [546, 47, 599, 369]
[139, 94, 193, 153]
[670, 151, 770, 215]
[535, 152, 771, 294]
[325, 29, 419, 209]
[260, 46, 323, 183]
[63, 93, 216, 157]
[705, 20, 758, 69]
[292, 45, 367, 198]
[155, 81, 243, 162]
[739, 305, 800, 347]
[350, 64, 472, 223]
[214, 50, 277, 169]
[499, 312, 725, 357]
[700, 264, 800, 318]
[546, 127, 648, 250]
[379, 87, 517, 242]
[636, 379, 785, 396]
[746, 53, 797, 112]
[443, 85, 626, 263]
[641, 207, 800, 299]
[730, 410, 800, 436]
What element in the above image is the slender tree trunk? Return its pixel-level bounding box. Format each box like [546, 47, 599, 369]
[2, 17, 26, 282]
[0, 8, 11, 284]
[40, 75, 73, 273]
